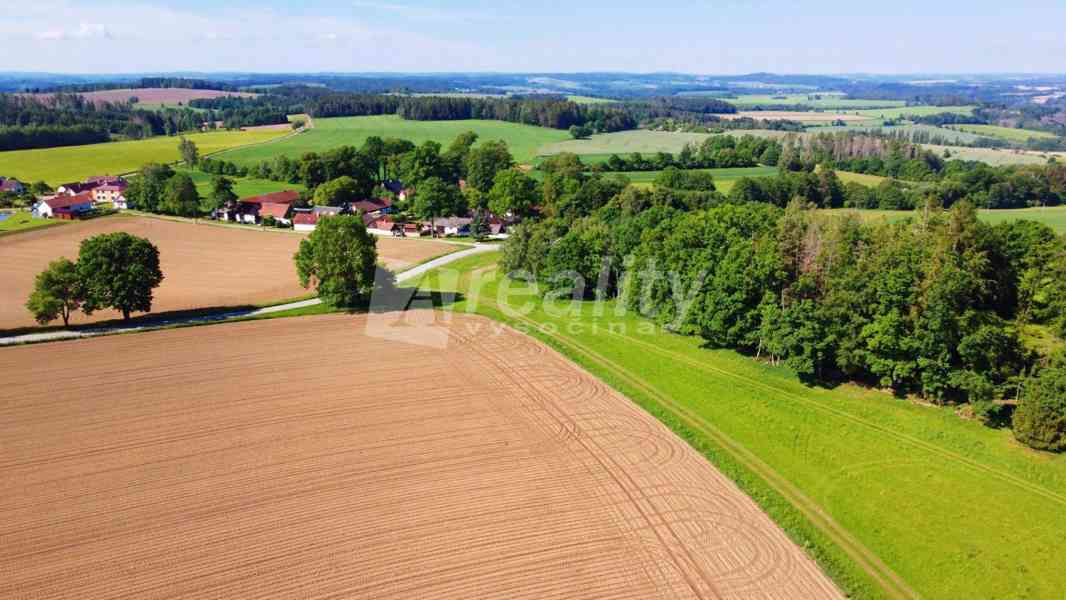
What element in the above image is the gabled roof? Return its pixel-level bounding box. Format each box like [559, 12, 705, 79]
[293, 212, 318, 226]
[240, 190, 301, 205]
[43, 192, 94, 210]
[350, 198, 391, 214]
[57, 182, 93, 194]
[258, 202, 292, 219]
[312, 205, 343, 216]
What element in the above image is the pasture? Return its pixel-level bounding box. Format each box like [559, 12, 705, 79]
[725, 111, 875, 124]
[0, 312, 841, 600]
[922, 144, 1058, 166]
[0, 211, 64, 236]
[538, 129, 715, 156]
[414, 253, 1066, 600]
[824, 206, 1066, 234]
[847, 105, 978, 119]
[948, 124, 1059, 142]
[0, 129, 292, 185]
[0, 215, 454, 331]
[685, 93, 906, 110]
[174, 168, 305, 199]
[605, 166, 779, 194]
[219, 115, 571, 166]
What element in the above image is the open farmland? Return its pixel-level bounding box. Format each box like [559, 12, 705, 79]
[539, 130, 715, 156]
[220, 114, 571, 166]
[706, 94, 906, 110]
[922, 144, 1059, 165]
[0, 129, 292, 185]
[174, 168, 306, 198]
[0, 216, 454, 331]
[948, 124, 1059, 142]
[412, 253, 1066, 599]
[25, 87, 255, 106]
[847, 105, 977, 119]
[823, 206, 1066, 234]
[604, 166, 778, 194]
[0, 312, 841, 600]
[723, 111, 875, 123]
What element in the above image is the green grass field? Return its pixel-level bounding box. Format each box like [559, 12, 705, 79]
[175, 168, 305, 199]
[835, 170, 888, 187]
[219, 115, 571, 166]
[539, 130, 716, 157]
[415, 252, 1066, 600]
[846, 105, 978, 119]
[0, 211, 65, 236]
[566, 95, 616, 104]
[0, 129, 291, 186]
[949, 124, 1059, 143]
[823, 206, 1066, 234]
[601, 166, 778, 194]
[923, 144, 1059, 166]
[717, 93, 907, 110]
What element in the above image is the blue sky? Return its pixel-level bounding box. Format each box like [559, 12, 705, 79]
[2, 0, 1064, 74]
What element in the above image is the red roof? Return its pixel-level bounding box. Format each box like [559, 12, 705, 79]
[94, 183, 127, 192]
[366, 215, 396, 229]
[258, 202, 292, 219]
[293, 212, 318, 226]
[350, 197, 392, 214]
[45, 192, 94, 210]
[240, 190, 301, 205]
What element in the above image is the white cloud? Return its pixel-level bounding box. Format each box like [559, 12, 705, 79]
[33, 22, 112, 41]
[1, 1, 490, 73]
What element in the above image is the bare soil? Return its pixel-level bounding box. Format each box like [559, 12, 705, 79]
[0, 216, 454, 330]
[0, 312, 841, 599]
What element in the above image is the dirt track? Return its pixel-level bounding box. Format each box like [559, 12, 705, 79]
[0, 216, 455, 330]
[0, 312, 841, 599]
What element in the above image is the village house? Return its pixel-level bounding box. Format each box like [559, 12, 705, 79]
[0, 176, 25, 194]
[92, 182, 129, 206]
[350, 197, 393, 217]
[32, 192, 94, 219]
[55, 176, 129, 207]
[293, 212, 318, 232]
[365, 214, 403, 236]
[220, 190, 301, 224]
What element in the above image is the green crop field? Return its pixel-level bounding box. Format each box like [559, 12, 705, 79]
[175, 168, 305, 199]
[835, 170, 888, 187]
[822, 206, 1066, 234]
[415, 252, 1066, 600]
[0, 129, 291, 186]
[219, 115, 571, 166]
[949, 124, 1059, 142]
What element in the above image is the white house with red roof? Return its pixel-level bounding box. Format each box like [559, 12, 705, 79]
[32, 192, 94, 219]
[293, 212, 318, 232]
[222, 190, 301, 224]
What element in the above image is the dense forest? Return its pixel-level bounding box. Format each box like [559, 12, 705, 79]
[502, 155, 1066, 452]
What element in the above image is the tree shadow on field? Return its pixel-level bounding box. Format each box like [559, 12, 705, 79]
[0, 304, 262, 338]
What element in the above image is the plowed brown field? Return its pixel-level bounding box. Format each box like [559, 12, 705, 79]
[0, 216, 454, 330]
[0, 313, 842, 599]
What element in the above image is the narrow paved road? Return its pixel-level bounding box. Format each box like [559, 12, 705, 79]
[0, 244, 498, 347]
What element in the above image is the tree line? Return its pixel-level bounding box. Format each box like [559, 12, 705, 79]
[500, 160, 1066, 452]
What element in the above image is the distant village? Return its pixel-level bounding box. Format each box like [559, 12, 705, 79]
[3, 174, 511, 238]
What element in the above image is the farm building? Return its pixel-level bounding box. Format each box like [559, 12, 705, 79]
[350, 197, 393, 216]
[293, 212, 318, 232]
[32, 193, 94, 219]
[0, 176, 25, 194]
[92, 183, 128, 206]
[365, 215, 402, 236]
[313, 205, 345, 218]
[429, 216, 473, 237]
[222, 190, 301, 224]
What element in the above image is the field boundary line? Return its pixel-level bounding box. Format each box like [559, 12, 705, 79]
[471, 298, 912, 600]
[599, 326, 1066, 508]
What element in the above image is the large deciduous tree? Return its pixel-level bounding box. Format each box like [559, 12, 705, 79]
[25, 258, 85, 327]
[78, 233, 164, 321]
[464, 140, 514, 193]
[294, 215, 378, 307]
[412, 177, 461, 237]
[488, 168, 538, 218]
[313, 176, 362, 207]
